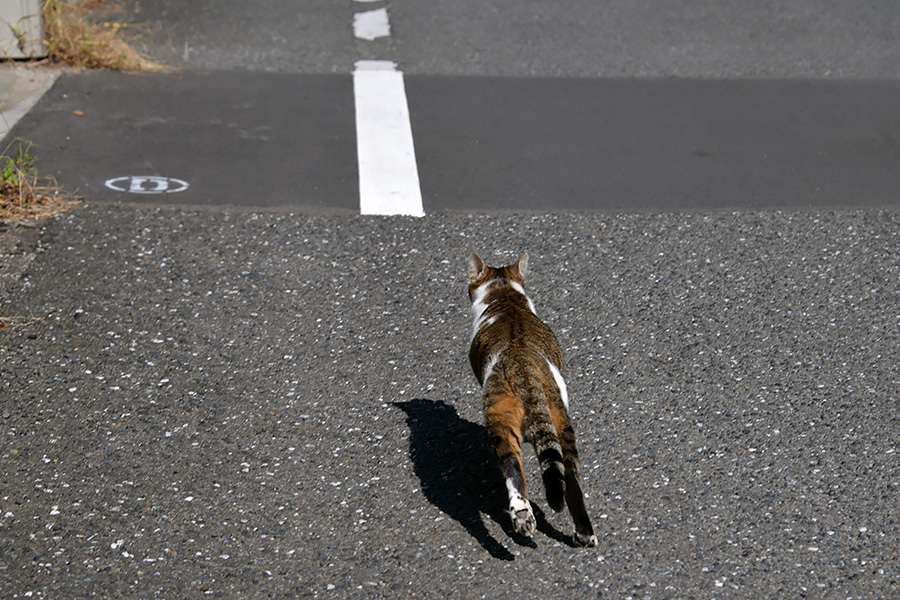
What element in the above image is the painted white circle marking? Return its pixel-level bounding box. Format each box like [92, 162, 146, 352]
[105, 176, 190, 194]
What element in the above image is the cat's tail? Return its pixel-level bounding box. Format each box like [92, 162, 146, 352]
[525, 377, 567, 512]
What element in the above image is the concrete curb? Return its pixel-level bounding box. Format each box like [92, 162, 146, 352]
[0, 64, 58, 142]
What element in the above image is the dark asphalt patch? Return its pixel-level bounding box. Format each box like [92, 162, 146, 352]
[10, 70, 358, 212]
[10, 72, 900, 214]
[407, 76, 900, 212]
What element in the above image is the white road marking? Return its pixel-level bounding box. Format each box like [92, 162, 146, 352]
[353, 8, 391, 41]
[353, 60, 424, 217]
[104, 176, 189, 194]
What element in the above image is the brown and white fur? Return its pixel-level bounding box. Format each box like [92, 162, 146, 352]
[468, 253, 597, 547]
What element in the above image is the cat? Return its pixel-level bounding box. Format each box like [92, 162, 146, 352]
[467, 252, 597, 547]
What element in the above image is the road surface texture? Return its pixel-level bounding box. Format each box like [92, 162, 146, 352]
[1, 0, 899, 598]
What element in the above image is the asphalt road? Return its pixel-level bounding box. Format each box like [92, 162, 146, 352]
[118, 0, 900, 78]
[13, 71, 900, 212]
[2, 1, 900, 598]
[9, 0, 899, 213]
[3, 207, 899, 598]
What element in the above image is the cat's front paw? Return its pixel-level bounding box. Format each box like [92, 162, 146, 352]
[511, 507, 536, 538]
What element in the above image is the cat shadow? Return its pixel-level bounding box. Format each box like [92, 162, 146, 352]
[394, 398, 571, 560]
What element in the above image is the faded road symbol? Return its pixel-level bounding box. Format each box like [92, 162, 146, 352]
[104, 176, 190, 194]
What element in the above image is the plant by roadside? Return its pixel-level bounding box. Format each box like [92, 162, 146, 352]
[42, 0, 164, 72]
[0, 141, 74, 331]
[0, 138, 79, 223]
[1, 2, 162, 218]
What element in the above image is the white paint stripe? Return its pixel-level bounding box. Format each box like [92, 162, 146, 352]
[353, 8, 391, 41]
[353, 60, 424, 217]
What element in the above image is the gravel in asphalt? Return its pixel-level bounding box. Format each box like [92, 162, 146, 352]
[1, 204, 898, 597]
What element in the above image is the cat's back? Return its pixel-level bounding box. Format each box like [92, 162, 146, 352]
[471, 287, 563, 368]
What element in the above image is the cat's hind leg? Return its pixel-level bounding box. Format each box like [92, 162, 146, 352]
[560, 436, 597, 547]
[502, 454, 535, 538]
[484, 392, 535, 538]
[564, 468, 597, 547]
[550, 403, 598, 547]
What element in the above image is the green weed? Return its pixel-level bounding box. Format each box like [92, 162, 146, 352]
[0, 139, 78, 223]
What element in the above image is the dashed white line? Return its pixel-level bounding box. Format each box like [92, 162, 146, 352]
[353, 8, 391, 41]
[353, 60, 424, 217]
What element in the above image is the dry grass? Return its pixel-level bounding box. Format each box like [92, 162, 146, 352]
[42, 0, 165, 72]
[0, 140, 79, 224]
[0, 314, 44, 330]
[1, 1, 160, 219]
[0, 180, 80, 222]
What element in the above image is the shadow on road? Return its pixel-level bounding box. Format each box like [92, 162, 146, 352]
[394, 398, 569, 560]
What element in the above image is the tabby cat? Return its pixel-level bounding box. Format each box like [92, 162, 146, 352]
[468, 253, 597, 547]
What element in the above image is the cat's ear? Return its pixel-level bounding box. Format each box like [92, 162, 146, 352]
[514, 253, 529, 280]
[468, 253, 486, 281]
